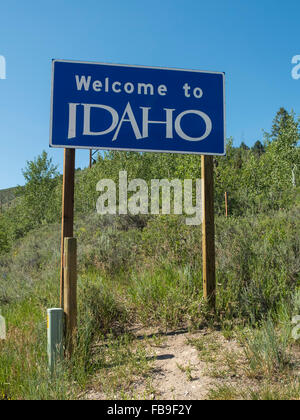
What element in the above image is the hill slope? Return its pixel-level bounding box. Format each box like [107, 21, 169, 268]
[0, 187, 19, 208]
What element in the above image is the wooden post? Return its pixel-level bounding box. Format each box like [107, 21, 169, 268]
[89, 149, 92, 169]
[225, 191, 228, 218]
[201, 155, 216, 309]
[64, 237, 77, 356]
[60, 149, 75, 308]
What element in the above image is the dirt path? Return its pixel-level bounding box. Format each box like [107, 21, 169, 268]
[145, 330, 214, 400]
[85, 327, 249, 401]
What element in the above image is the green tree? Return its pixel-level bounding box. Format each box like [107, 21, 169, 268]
[240, 141, 250, 151]
[271, 107, 291, 139]
[244, 109, 300, 212]
[252, 140, 265, 156]
[18, 151, 59, 227]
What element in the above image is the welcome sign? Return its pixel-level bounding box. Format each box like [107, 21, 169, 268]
[50, 60, 225, 155]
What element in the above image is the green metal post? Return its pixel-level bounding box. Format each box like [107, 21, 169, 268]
[47, 308, 64, 373]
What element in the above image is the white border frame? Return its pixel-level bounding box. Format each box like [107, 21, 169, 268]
[49, 59, 226, 156]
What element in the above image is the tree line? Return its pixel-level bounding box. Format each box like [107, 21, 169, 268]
[0, 107, 299, 254]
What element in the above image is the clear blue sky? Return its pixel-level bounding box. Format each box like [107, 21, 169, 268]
[0, 0, 299, 189]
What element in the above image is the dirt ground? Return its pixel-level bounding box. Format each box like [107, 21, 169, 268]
[85, 327, 257, 400]
[141, 330, 215, 400]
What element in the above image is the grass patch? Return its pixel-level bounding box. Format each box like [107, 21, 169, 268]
[127, 265, 207, 330]
[242, 319, 292, 379]
[207, 385, 240, 400]
[87, 333, 156, 400]
[187, 335, 221, 363]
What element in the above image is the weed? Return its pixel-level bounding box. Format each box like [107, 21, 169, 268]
[187, 335, 221, 363]
[176, 362, 194, 381]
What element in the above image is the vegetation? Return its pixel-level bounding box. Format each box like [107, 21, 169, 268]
[0, 108, 299, 400]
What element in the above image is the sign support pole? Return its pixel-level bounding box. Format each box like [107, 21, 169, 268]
[89, 149, 92, 169]
[201, 155, 216, 309]
[64, 237, 77, 356]
[60, 148, 75, 308]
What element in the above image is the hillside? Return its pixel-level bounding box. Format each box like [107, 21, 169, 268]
[0, 187, 18, 208]
[0, 206, 299, 399]
[0, 108, 299, 400]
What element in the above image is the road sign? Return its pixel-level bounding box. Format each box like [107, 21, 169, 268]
[50, 60, 225, 155]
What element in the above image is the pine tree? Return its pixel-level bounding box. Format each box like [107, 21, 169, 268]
[271, 107, 290, 138]
[252, 140, 265, 156]
[240, 141, 250, 150]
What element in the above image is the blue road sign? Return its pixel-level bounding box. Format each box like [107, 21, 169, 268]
[50, 60, 225, 155]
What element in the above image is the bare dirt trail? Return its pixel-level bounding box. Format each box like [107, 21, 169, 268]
[85, 328, 249, 401]
[144, 330, 214, 400]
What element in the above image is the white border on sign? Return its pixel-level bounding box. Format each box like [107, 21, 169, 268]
[49, 59, 226, 156]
